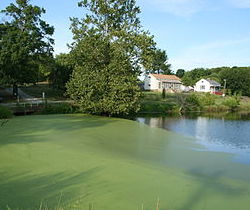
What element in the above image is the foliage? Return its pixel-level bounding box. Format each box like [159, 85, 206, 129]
[176, 69, 185, 78]
[175, 93, 202, 112]
[0, 0, 54, 86]
[162, 88, 166, 99]
[222, 96, 240, 111]
[181, 66, 250, 96]
[142, 91, 163, 101]
[37, 56, 56, 83]
[147, 48, 172, 74]
[141, 91, 250, 114]
[219, 67, 250, 96]
[20, 84, 65, 99]
[67, 0, 156, 116]
[203, 104, 229, 112]
[67, 35, 142, 115]
[0, 106, 13, 119]
[185, 94, 202, 111]
[41, 103, 78, 114]
[181, 68, 209, 86]
[140, 101, 176, 113]
[50, 53, 74, 90]
[199, 93, 216, 106]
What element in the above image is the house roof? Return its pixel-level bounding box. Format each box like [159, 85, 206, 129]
[204, 79, 221, 86]
[151, 74, 181, 81]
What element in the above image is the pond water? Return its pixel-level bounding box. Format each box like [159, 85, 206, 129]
[137, 112, 250, 165]
[1, 114, 250, 209]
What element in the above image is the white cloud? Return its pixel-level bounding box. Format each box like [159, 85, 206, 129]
[228, 0, 250, 8]
[140, 0, 206, 16]
[170, 38, 250, 71]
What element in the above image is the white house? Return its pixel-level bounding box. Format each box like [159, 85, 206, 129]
[144, 73, 182, 92]
[194, 78, 221, 94]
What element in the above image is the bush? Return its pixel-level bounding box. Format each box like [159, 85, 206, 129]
[203, 104, 228, 112]
[41, 103, 78, 114]
[183, 94, 202, 111]
[162, 88, 166, 99]
[0, 106, 13, 119]
[140, 102, 177, 113]
[200, 93, 216, 106]
[142, 92, 162, 101]
[222, 96, 240, 111]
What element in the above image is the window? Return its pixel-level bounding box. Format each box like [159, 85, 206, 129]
[158, 82, 161, 89]
[200, 85, 205, 90]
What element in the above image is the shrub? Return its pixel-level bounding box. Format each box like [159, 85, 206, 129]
[0, 106, 13, 119]
[203, 104, 228, 112]
[41, 103, 78, 114]
[222, 96, 240, 111]
[162, 88, 166, 99]
[200, 93, 216, 106]
[142, 92, 162, 101]
[140, 102, 177, 113]
[183, 94, 202, 111]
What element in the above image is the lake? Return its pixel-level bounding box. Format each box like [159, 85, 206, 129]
[137, 112, 250, 165]
[1, 114, 250, 209]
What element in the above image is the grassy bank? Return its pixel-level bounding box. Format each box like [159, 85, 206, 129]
[20, 83, 65, 100]
[1, 114, 250, 209]
[140, 91, 250, 114]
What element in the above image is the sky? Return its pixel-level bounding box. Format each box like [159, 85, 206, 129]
[1, 0, 250, 71]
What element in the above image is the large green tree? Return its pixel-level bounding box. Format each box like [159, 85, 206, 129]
[0, 0, 54, 91]
[180, 66, 250, 96]
[50, 53, 74, 90]
[148, 48, 172, 74]
[219, 67, 250, 96]
[176, 69, 185, 78]
[181, 68, 209, 86]
[67, 0, 155, 115]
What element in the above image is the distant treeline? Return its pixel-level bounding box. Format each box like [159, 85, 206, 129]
[178, 67, 250, 96]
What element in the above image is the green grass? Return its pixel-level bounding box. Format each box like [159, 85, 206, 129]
[1, 114, 250, 209]
[140, 91, 250, 113]
[0, 106, 13, 119]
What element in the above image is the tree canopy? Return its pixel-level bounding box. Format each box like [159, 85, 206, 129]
[50, 53, 74, 90]
[182, 66, 250, 96]
[175, 69, 185, 78]
[67, 0, 156, 115]
[0, 0, 54, 86]
[147, 48, 172, 75]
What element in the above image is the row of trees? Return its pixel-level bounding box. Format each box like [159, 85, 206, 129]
[1, 0, 249, 116]
[1, 0, 172, 115]
[179, 67, 250, 96]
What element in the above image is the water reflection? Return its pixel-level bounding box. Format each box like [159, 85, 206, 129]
[137, 112, 250, 164]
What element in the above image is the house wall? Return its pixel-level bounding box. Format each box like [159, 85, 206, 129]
[144, 74, 160, 90]
[162, 82, 181, 91]
[144, 74, 182, 92]
[194, 79, 211, 92]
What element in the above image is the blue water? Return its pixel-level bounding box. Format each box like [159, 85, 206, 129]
[137, 113, 250, 164]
